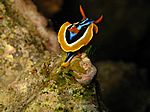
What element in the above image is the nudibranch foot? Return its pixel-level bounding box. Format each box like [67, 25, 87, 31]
[61, 52, 76, 67]
[73, 52, 82, 59]
[61, 62, 70, 67]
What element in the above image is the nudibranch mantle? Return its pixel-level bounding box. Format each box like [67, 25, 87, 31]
[58, 19, 94, 52]
[58, 5, 103, 67]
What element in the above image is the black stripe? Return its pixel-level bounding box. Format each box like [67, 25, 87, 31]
[65, 25, 89, 44]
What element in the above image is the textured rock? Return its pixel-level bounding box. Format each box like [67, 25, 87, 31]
[5, 0, 60, 53]
[0, 1, 106, 112]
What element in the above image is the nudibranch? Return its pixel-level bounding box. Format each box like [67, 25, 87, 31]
[58, 5, 103, 67]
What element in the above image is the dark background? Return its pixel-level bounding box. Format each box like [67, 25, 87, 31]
[51, 0, 150, 66]
[34, 0, 150, 112]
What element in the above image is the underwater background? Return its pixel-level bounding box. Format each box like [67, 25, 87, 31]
[0, 0, 148, 111]
[33, 0, 150, 112]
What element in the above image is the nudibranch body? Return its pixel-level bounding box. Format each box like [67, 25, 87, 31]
[58, 5, 103, 67]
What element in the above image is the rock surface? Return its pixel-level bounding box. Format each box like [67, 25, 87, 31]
[0, 1, 106, 112]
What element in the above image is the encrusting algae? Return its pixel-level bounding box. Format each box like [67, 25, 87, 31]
[0, 0, 107, 112]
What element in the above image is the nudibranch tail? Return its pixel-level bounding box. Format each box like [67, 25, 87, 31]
[61, 62, 70, 67]
[80, 5, 86, 20]
[61, 52, 76, 67]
